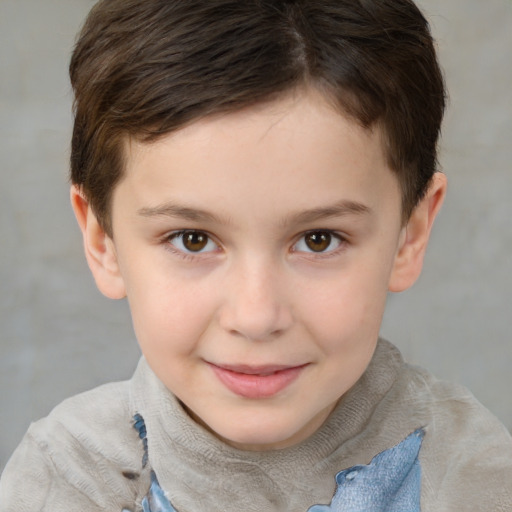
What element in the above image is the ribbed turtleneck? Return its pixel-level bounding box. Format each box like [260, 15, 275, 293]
[129, 339, 410, 511]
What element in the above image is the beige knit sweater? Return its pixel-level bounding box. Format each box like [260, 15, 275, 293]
[1, 339, 511, 511]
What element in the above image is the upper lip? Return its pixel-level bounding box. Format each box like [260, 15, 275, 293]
[208, 363, 307, 375]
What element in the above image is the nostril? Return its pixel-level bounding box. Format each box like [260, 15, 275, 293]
[228, 328, 284, 341]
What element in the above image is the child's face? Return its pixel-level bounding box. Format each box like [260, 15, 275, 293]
[95, 89, 411, 450]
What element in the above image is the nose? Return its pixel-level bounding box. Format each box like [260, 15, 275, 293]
[218, 258, 293, 341]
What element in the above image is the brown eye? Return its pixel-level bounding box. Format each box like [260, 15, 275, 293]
[304, 231, 333, 252]
[182, 231, 209, 252]
[169, 230, 217, 254]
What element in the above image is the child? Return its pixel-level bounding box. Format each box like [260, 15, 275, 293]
[1, 0, 511, 510]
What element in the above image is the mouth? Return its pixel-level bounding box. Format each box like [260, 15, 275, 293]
[207, 362, 308, 399]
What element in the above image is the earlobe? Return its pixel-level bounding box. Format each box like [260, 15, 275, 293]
[70, 185, 126, 299]
[388, 172, 447, 293]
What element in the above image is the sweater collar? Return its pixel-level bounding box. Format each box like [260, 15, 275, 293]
[129, 339, 404, 503]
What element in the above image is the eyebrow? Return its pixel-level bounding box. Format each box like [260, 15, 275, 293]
[287, 200, 373, 225]
[137, 203, 221, 223]
[137, 199, 372, 226]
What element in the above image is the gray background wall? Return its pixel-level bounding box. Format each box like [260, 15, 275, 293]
[1, 0, 511, 472]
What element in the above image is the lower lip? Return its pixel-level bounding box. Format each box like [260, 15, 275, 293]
[209, 364, 307, 399]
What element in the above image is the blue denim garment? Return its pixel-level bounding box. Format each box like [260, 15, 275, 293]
[140, 471, 179, 512]
[131, 415, 423, 512]
[307, 429, 424, 512]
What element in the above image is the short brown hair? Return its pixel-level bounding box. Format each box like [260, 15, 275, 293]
[70, 0, 446, 236]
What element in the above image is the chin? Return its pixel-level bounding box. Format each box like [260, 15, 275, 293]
[221, 431, 295, 451]
[211, 414, 315, 451]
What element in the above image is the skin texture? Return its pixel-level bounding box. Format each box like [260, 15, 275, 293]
[71, 89, 446, 451]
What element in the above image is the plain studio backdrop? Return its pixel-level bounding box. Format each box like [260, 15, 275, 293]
[1, 0, 511, 472]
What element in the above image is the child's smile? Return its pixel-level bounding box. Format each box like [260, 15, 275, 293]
[207, 362, 309, 399]
[101, 88, 409, 451]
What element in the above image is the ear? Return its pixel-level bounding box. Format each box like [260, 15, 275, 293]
[70, 185, 126, 299]
[388, 172, 447, 292]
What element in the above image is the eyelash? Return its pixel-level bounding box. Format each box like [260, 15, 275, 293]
[164, 230, 220, 260]
[163, 229, 348, 260]
[291, 230, 347, 258]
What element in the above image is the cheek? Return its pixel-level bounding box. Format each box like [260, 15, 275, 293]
[126, 273, 218, 355]
[299, 268, 389, 353]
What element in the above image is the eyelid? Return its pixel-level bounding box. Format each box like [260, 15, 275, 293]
[291, 230, 347, 255]
[166, 229, 221, 256]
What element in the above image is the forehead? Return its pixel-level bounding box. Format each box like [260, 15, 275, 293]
[116, 89, 400, 224]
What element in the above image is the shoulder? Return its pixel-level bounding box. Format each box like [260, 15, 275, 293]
[33, 379, 134, 443]
[0, 378, 147, 511]
[30, 379, 140, 464]
[391, 356, 512, 511]
[398, 359, 510, 441]
[371, 341, 510, 442]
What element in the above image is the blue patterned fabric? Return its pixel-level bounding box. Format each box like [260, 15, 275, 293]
[140, 471, 179, 512]
[307, 429, 424, 512]
[131, 415, 423, 512]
